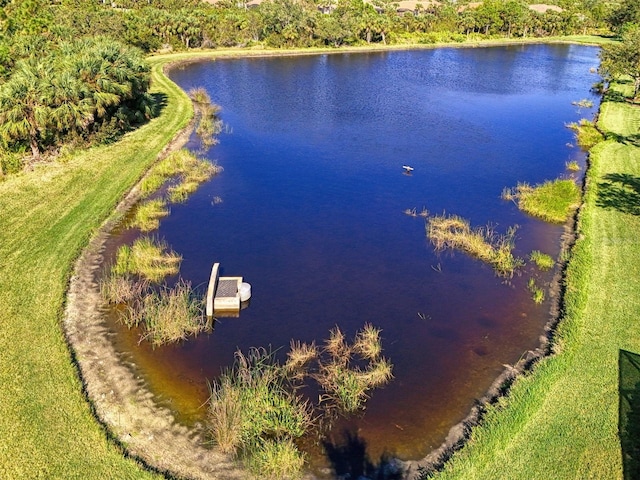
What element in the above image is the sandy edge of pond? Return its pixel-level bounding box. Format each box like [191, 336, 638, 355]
[62, 103, 253, 480]
[403, 218, 579, 478]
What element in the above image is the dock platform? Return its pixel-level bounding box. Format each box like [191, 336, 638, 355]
[206, 263, 243, 316]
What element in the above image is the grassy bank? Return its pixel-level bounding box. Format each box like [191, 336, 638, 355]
[429, 85, 639, 479]
[0, 62, 191, 478]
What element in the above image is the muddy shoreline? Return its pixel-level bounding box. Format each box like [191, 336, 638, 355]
[63, 57, 580, 480]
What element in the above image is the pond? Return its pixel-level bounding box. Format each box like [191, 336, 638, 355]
[109, 44, 600, 473]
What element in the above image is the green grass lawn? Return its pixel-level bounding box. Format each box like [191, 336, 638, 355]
[429, 87, 640, 480]
[0, 62, 191, 479]
[0, 45, 636, 479]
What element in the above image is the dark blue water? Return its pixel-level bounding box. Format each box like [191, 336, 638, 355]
[113, 45, 600, 467]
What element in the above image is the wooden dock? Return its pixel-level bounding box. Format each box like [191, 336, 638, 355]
[206, 263, 243, 316]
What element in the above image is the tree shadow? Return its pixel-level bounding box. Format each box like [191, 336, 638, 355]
[322, 430, 404, 479]
[596, 173, 640, 216]
[151, 92, 169, 118]
[619, 350, 640, 480]
[605, 132, 640, 147]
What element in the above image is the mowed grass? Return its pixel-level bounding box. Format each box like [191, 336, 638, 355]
[0, 62, 191, 478]
[430, 86, 640, 480]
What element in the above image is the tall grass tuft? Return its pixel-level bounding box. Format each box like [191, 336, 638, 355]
[129, 198, 169, 232]
[140, 280, 204, 346]
[100, 272, 148, 306]
[284, 340, 318, 378]
[528, 278, 545, 304]
[566, 160, 581, 172]
[427, 214, 523, 277]
[504, 179, 581, 224]
[353, 323, 382, 360]
[530, 250, 555, 270]
[245, 438, 305, 480]
[113, 237, 181, 282]
[566, 118, 604, 150]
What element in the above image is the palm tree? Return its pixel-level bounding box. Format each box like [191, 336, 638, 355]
[0, 59, 54, 159]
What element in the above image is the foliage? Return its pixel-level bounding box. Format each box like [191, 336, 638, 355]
[426, 214, 524, 277]
[567, 118, 605, 150]
[599, 25, 640, 100]
[129, 198, 169, 232]
[0, 37, 154, 161]
[504, 179, 581, 224]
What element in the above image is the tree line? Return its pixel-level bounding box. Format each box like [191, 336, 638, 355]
[0, 0, 638, 173]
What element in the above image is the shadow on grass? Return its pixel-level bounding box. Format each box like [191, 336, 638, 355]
[151, 92, 169, 118]
[322, 430, 404, 479]
[596, 173, 640, 216]
[619, 350, 640, 480]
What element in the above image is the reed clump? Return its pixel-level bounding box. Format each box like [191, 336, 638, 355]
[566, 160, 581, 172]
[528, 278, 545, 304]
[503, 179, 580, 224]
[566, 118, 604, 150]
[129, 198, 169, 232]
[426, 214, 523, 277]
[207, 324, 392, 476]
[189, 88, 223, 149]
[530, 250, 555, 270]
[100, 272, 148, 305]
[138, 281, 204, 346]
[113, 237, 181, 283]
[140, 149, 220, 201]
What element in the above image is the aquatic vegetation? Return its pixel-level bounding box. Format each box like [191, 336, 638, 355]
[426, 214, 524, 277]
[129, 199, 169, 232]
[566, 118, 604, 150]
[113, 237, 181, 282]
[566, 160, 581, 171]
[530, 250, 555, 271]
[503, 179, 580, 224]
[572, 99, 594, 108]
[100, 272, 148, 305]
[207, 325, 392, 475]
[528, 278, 545, 304]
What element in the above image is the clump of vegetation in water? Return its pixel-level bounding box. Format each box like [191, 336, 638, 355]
[207, 324, 393, 478]
[189, 87, 223, 150]
[113, 237, 181, 282]
[129, 199, 170, 232]
[566, 160, 581, 172]
[426, 214, 524, 277]
[502, 179, 580, 224]
[140, 149, 220, 200]
[101, 275, 204, 346]
[530, 250, 555, 271]
[572, 99, 594, 109]
[566, 118, 604, 150]
[528, 278, 545, 304]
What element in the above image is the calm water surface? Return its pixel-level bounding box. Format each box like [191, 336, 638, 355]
[110, 45, 600, 471]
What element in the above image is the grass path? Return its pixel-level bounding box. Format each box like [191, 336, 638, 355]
[429, 88, 640, 480]
[0, 63, 191, 479]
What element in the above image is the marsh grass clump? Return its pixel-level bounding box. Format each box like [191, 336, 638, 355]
[207, 348, 313, 475]
[140, 149, 219, 200]
[100, 272, 148, 306]
[139, 280, 204, 346]
[189, 87, 212, 105]
[566, 118, 604, 150]
[566, 160, 581, 172]
[530, 250, 555, 271]
[505, 179, 581, 224]
[129, 199, 169, 232]
[207, 325, 392, 474]
[246, 438, 305, 479]
[572, 99, 594, 109]
[113, 237, 181, 282]
[426, 214, 523, 277]
[528, 278, 545, 304]
[189, 88, 223, 149]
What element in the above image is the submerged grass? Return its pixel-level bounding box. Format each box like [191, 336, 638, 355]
[530, 250, 555, 270]
[430, 81, 639, 480]
[527, 278, 545, 304]
[504, 179, 581, 224]
[427, 214, 523, 277]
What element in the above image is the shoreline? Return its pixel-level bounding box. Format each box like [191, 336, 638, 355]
[64, 42, 600, 479]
